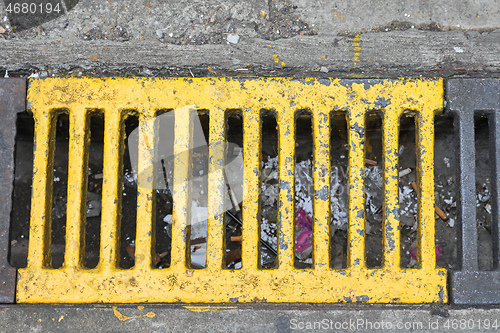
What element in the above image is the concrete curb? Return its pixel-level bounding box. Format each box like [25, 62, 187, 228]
[1, 30, 500, 76]
[1, 304, 500, 332]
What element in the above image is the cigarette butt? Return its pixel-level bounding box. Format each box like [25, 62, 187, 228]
[399, 168, 412, 177]
[231, 235, 242, 242]
[94, 173, 103, 179]
[435, 206, 448, 220]
[365, 158, 377, 166]
[410, 181, 418, 194]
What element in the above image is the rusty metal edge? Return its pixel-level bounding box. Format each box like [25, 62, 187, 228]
[0, 78, 26, 303]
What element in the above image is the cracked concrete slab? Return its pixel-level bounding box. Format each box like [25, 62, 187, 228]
[292, 0, 500, 35]
[1, 0, 313, 42]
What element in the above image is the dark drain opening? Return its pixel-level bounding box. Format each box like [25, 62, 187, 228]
[118, 113, 139, 269]
[84, 114, 104, 269]
[224, 111, 243, 269]
[51, 112, 69, 269]
[364, 111, 383, 268]
[329, 112, 348, 269]
[294, 110, 314, 269]
[434, 115, 457, 270]
[188, 111, 209, 269]
[260, 112, 278, 269]
[9, 111, 33, 269]
[153, 108, 174, 270]
[398, 112, 417, 268]
[475, 114, 493, 271]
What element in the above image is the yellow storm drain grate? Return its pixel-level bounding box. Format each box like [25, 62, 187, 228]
[18, 77, 446, 303]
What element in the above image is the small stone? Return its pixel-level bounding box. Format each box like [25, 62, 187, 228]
[398, 145, 405, 156]
[320, 66, 329, 73]
[400, 212, 416, 226]
[86, 192, 102, 218]
[156, 29, 163, 38]
[227, 34, 240, 44]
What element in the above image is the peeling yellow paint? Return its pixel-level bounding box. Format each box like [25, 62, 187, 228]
[272, 54, 285, 65]
[184, 306, 238, 312]
[137, 305, 144, 310]
[353, 34, 361, 65]
[18, 77, 445, 304]
[112, 307, 155, 321]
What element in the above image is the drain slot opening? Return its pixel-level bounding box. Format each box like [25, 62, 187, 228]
[84, 114, 105, 269]
[9, 111, 34, 269]
[330, 112, 348, 269]
[364, 111, 383, 268]
[50, 112, 69, 269]
[475, 113, 494, 271]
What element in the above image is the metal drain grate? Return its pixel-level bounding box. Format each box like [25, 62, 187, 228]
[17, 77, 446, 303]
[448, 78, 500, 304]
[0, 78, 26, 303]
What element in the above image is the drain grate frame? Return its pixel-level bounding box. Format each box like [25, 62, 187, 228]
[448, 78, 500, 305]
[17, 77, 446, 303]
[0, 78, 26, 303]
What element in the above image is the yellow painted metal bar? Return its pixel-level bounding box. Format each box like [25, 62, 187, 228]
[277, 107, 295, 270]
[134, 112, 156, 272]
[312, 108, 331, 270]
[98, 109, 125, 271]
[242, 107, 260, 272]
[27, 109, 57, 269]
[206, 107, 226, 270]
[170, 108, 192, 269]
[382, 108, 401, 270]
[64, 108, 90, 269]
[347, 105, 366, 270]
[18, 77, 447, 304]
[416, 108, 436, 270]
